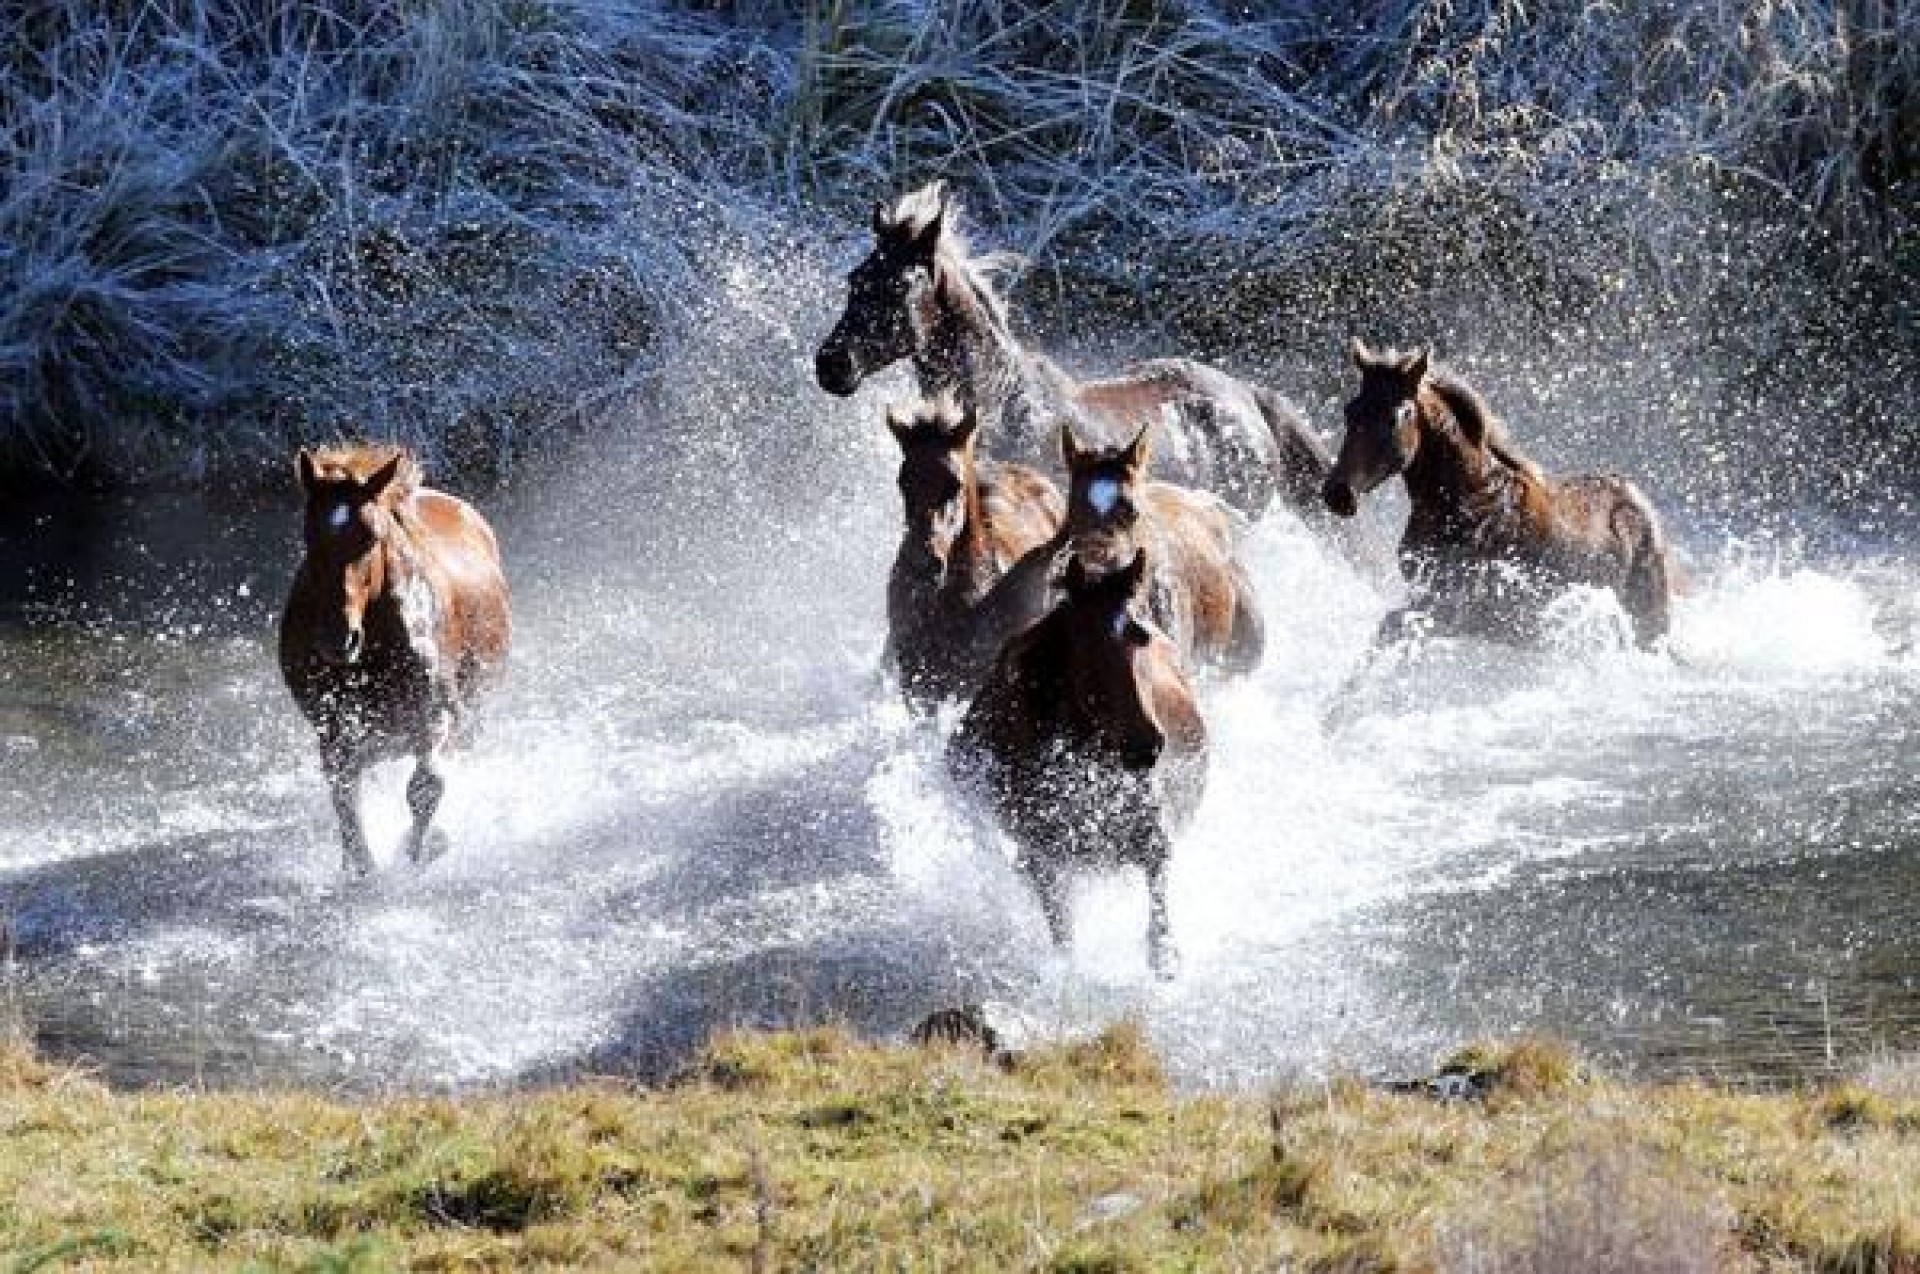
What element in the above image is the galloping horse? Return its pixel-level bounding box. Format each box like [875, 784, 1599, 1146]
[279, 445, 511, 875]
[1322, 342, 1673, 648]
[951, 549, 1206, 977]
[815, 181, 1337, 525]
[886, 393, 1064, 707]
[1060, 422, 1265, 676]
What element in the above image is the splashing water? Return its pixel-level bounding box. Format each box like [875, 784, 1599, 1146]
[2, 254, 1916, 1092]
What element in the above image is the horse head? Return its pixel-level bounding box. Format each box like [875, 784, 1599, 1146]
[816, 181, 951, 396]
[295, 446, 414, 666]
[1324, 339, 1431, 517]
[1058, 548, 1164, 771]
[887, 392, 980, 586]
[1059, 418, 1151, 565]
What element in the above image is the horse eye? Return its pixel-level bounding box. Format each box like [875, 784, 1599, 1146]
[1395, 403, 1416, 426]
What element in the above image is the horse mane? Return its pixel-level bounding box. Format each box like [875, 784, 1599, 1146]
[1426, 371, 1543, 481]
[304, 443, 424, 505]
[878, 182, 1024, 347]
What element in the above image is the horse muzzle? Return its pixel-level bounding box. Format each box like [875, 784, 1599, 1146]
[814, 346, 861, 397]
[1322, 477, 1359, 518]
[319, 626, 365, 667]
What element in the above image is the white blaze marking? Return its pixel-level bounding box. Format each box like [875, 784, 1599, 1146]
[328, 503, 353, 533]
[1087, 475, 1121, 516]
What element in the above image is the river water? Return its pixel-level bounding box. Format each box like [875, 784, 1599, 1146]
[2, 276, 1916, 1093]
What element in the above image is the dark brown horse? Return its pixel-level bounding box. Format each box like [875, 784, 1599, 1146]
[815, 181, 1339, 527]
[1323, 342, 1673, 648]
[951, 549, 1206, 977]
[886, 393, 1064, 707]
[279, 445, 512, 875]
[1060, 422, 1265, 676]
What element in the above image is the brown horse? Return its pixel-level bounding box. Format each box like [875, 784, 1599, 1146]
[1060, 421, 1265, 676]
[887, 393, 1064, 707]
[951, 549, 1206, 977]
[1323, 342, 1673, 648]
[279, 445, 512, 875]
[815, 181, 1340, 528]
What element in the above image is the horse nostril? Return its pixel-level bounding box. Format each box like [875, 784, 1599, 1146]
[1323, 478, 1357, 518]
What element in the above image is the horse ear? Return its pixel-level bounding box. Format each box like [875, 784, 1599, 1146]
[1121, 547, 1150, 596]
[362, 452, 404, 499]
[885, 406, 912, 447]
[1122, 424, 1153, 473]
[1059, 422, 1084, 468]
[911, 203, 945, 261]
[954, 403, 980, 448]
[1350, 337, 1374, 368]
[1404, 346, 1431, 382]
[295, 447, 318, 492]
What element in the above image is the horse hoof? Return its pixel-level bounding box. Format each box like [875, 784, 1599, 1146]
[409, 828, 451, 866]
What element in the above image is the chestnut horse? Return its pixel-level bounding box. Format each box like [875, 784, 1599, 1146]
[816, 181, 1339, 527]
[279, 445, 511, 875]
[887, 393, 1065, 707]
[951, 549, 1206, 976]
[1060, 421, 1264, 676]
[1323, 342, 1673, 648]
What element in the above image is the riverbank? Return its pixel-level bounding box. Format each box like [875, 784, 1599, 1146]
[2, 1026, 1914, 1272]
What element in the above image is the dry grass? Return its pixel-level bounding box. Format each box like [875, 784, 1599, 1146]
[0, 1030, 1916, 1271]
[1, 0, 1913, 491]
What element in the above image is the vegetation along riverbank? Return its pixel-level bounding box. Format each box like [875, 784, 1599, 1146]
[1, 1026, 1916, 1271]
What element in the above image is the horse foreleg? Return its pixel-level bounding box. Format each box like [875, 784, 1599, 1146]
[1023, 855, 1071, 950]
[1621, 541, 1673, 651]
[1375, 606, 1434, 649]
[1141, 828, 1178, 980]
[322, 744, 373, 878]
[404, 713, 455, 865]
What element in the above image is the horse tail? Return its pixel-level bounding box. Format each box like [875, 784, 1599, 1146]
[1250, 386, 1332, 515]
[1223, 558, 1267, 678]
[1614, 481, 1674, 650]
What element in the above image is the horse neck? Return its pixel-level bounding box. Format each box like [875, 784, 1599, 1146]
[374, 503, 442, 655]
[1401, 392, 1511, 521]
[912, 256, 1032, 426]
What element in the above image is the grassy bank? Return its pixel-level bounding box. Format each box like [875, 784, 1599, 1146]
[2, 1027, 1916, 1272]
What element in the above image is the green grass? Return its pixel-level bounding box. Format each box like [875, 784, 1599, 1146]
[0, 1029, 1916, 1271]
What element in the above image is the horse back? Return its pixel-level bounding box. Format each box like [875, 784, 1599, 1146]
[978, 461, 1064, 562]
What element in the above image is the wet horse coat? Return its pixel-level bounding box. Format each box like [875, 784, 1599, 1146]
[951, 550, 1206, 976]
[279, 446, 511, 874]
[886, 395, 1065, 707]
[815, 181, 1341, 527]
[1059, 423, 1265, 676]
[1323, 342, 1673, 648]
